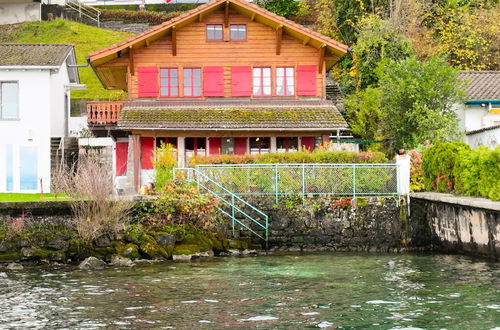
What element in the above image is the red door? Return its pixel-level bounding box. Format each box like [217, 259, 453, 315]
[301, 137, 314, 152]
[116, 142, 129, 176]
[209, 137, 221, 155]
[234, 138, 247, 155]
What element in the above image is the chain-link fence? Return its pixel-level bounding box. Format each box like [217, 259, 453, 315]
[191, 164, 400, 201]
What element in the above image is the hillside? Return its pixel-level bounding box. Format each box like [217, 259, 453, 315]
[0, 19, 134, 100]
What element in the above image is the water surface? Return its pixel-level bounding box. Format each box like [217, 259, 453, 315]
[0, 253, 499, 329]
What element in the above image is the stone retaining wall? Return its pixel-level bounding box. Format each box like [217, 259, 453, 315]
[231, 196, 409, 252]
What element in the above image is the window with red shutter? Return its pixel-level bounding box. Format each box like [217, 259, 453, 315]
[203, 66, 224, 97]
[297, 65, 317, 96]
[116, 142, 128, 176]
[138, 66, 158, 98]
[234, 138, 247, 155]
[141, 137, 154, 170]
[253, 67, 271, 96]
[159, 68, 178, 97]
[183, 68, 202, 97]
[276, 67, 294, 96]
[231, 66, 252, 97]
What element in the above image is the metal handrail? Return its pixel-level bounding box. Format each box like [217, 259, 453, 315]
[174, 167, 269, 247]
[66, 0, 101, 27]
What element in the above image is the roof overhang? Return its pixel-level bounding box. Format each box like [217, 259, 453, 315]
[465, 100, 500, 105]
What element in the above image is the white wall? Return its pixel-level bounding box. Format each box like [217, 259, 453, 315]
[466, 127, 500, 149]
[0, 70, 51, 193]
[0, 2, 40, 24]
[50, 63, 70, 137]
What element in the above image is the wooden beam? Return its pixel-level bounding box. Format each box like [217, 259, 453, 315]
[250, 12, 256, 21]
[172, 26, 177, 56]
[129, 46, 134, 76]
[319, 45, 325, 73]
[224, 1, 229, 28]
[303, 37, 310, 46]
[198, 13, 203, 22]
[276, 25, 282, 55]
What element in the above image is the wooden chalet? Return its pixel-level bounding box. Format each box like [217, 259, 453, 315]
[87, 0, 349, 193]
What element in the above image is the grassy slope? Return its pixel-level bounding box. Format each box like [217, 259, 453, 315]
[0, 19, 134, 100]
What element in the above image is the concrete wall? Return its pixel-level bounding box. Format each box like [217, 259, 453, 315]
[466, 126, 500, 149]
[50, 62, 71, 138]
[0, 70, 52, 193]
[0, 2, 40, 24]
[410, 193, 499, 260]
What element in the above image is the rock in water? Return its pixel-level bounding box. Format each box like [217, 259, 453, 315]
[110, 255, 134, 267]
[387, 260, 396, 268]
[6, 263, 23, 270]
[79, 257, 106, 270]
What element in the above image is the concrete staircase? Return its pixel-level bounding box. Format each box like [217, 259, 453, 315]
[50, 137, 79, 171]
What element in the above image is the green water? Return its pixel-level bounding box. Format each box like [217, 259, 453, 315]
[0, 253, 498, 329]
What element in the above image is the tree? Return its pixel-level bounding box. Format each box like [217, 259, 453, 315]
[345, 87, 384, 148]
[253, 0, 299, 17]
[377, 56, 463, 151]
[334, 15, 414, 94]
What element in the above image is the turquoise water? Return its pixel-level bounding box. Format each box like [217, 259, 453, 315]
[0, 253, 499, 329]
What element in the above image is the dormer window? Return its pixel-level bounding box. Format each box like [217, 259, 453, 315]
[206, 24, 223, 41]
[230, 24, 247, 41]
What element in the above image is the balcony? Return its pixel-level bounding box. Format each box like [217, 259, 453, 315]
[87, 101, 123, 125]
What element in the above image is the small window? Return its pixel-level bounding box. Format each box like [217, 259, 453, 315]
[206, 24, 223, 41]
[250, 137, 270, 155]
[230, 24, 246, 40]
[276, 67, 294, 96]
[1, 82, 19, 119]
[277, 137, 298, 153]
[184, 68, 202, 97]
[253, 67, 271, 96]
[159, 68, 178, 97]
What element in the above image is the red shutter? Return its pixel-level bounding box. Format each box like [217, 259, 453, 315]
[209, 137, 221, 155]
[141, 137, 154, 170]
[203, 66, 224, 97]
[235, 138, 247, 155]
[297, 65, 317, 96]
[301, 137, 314, 152]
[138, 66, 158, 98]
[116, 142, 129, 176]
[231, 66, 252, 96]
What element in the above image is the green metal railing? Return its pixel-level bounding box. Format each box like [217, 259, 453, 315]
[174, 167, 269, 246]
[195, 163, 400, 203]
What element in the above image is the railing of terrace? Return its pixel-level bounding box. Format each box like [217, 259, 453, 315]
[87, 101, 123, 125]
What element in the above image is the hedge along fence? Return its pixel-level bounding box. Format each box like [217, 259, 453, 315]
[190, 150, 388, 166]
[99, 9, 183, 25]
[422, 142, 500, 201]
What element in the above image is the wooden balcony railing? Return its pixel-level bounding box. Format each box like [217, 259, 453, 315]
[87, 101, 123, 125]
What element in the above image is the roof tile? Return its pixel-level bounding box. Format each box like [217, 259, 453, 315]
[0, 44, 74, 67]
[458, 71, 500, 101]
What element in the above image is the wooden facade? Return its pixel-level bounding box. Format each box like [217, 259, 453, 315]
[87, 0, 349, 192]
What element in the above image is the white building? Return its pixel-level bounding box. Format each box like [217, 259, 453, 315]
[456, 71, 500, 149]
[0, 44, 83, 193]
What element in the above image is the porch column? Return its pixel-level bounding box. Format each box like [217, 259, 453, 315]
[270, 137, 277, 153]
[177, 137, 185, 168]
[132, 134, 141, 193]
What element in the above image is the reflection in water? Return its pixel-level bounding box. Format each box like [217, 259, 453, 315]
[0, 253, 498, 329]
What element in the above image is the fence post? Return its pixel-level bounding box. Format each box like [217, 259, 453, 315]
[301, 164, 306, 205]
[275, 164, 279, 204]
[231, 194, 235, 236]
[352, 164, 356, 200]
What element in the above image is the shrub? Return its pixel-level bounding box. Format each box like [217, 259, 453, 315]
[154, 143, 177, 191]
[55, 156, 132, 242]
[422, 142, 470, 192]
[100, 9, 183, 25]
[408, 150, 424, 192]
[190, 150, 388, 166]
[144, 180, 220, 229]
[423, 143, 500, 201]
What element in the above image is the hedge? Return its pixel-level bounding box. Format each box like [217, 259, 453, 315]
[100, 9, 183, 25]
[190, 150, 388, 166]
[422, 142, 500, 201]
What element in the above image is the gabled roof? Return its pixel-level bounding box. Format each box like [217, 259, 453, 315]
[0, 44, 74, 68]
[118, 99, 348, 130]
[458, 71, 500, 101]
[89, 0, 348, 66]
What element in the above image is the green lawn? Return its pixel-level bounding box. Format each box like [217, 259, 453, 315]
[0, 19, 134, 100]
[0, 193, 70, 202]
